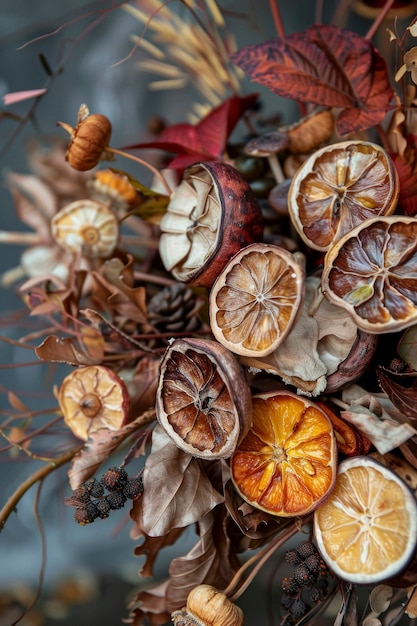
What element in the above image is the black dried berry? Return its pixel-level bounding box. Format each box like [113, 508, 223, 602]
[291, 599, 309, 619]
[296, 540, 316, 559]
[96, 499, 111, 519]
[293, 562, 315, 586]
[285, 548, 303, 566]
[123, 476, 144, 499]
[74, 502, 98, 525]
[282, 577, 300, 595]
[106, 490, 127, 510]
[84, 477, 104, 498]
[101, 467, 128, 491]
[70, 487, 91, 503]
[305, 554, 321, 575]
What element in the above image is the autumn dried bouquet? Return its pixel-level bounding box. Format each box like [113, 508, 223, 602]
[2, 0, 417, 624]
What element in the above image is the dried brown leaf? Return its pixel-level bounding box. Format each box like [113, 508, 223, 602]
[68, 409, 155, 489]
[35, 335, 94, 366]
[142, 426, 224, 537]
[377, 369, 417, 424]
[126, 579, 171, 626]
[5, 171, 57, 239]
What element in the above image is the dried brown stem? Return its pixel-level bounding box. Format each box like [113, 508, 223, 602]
[365, 0, 395, 40]
[0, 445, 83, 531]
[106, 146, 173, 195]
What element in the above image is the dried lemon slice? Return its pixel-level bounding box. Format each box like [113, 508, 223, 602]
[288, 141, 399, 252]
[322, 216, 417, 333]
[231, 391, 337, 517]
[209, 243, 304, 357]
[314, 456, 417, 586]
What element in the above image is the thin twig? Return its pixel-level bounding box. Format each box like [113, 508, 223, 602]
[365, 0, 395, 40]
[106, 147, 173, 195]
[268, 0, 285, 39]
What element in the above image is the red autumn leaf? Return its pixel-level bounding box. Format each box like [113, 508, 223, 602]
[391, 151, 417, 216]
[122, 93, 258, 169]
[230, 24, 394, 135]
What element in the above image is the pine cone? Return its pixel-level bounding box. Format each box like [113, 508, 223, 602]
[147, 283, 202, 334]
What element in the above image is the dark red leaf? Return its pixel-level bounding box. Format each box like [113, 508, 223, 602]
[391, 151, 417, 216]
[230, 24, 394, 135]
[122, 93, 258, 169]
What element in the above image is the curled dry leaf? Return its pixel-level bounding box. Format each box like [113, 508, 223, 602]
[340, 385, 417, 454]
[142, 425, 224, 536]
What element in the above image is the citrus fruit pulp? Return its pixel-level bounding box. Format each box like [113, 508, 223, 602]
[209, 243, 304, 357]
[314, 455, 417, 585]
[288, 140, 398, 252]
[230, 391, 337, 517]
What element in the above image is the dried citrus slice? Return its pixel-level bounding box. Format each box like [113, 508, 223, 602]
[314, 456, 417, 586]
[322, 216, 417, 333]
[209, 243, 304, 357]
[288, 141, 399, 252]
[230, 391, 337, 517]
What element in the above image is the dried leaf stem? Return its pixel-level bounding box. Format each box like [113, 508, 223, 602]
[0, 445, 82, 531]
[106, 146, 173, 195]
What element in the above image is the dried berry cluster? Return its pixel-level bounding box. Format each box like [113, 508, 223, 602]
[66, 467, 143, 525]
[280, 540, 331, 625]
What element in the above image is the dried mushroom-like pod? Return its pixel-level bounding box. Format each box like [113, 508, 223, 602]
[51, 199, 119, 258]
[58, 365, 131, 441]
[158, 161, 263, 288]
[156, 337, 252, 459]
[171, 584, 244, 626]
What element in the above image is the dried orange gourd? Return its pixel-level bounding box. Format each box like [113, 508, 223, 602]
[288, 140, 399, 252]
[209, 243, 304, 357]
[58, 365, 131, 441]
[172, 585, 244, 626]
[314, 455, 417, 587]
[158, 161, 263, 288]
[155, 337, 252, 459]
[322, 216, 417, 333]
[230, 390, 337, 517]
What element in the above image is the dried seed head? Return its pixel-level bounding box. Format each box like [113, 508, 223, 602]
[88, 169, 141, 210]
[58, 365, 131, 441]
[57, 104, 112, 171]
[51, 199, 119, 258]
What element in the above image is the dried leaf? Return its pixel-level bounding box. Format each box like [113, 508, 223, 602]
[7, 391, 29, 412]
[231, 24, 394, 135]
[341, 385, 417, 454]
[391, 154, 417, 216]
[132, 518, 184, 578]
[122, 93, 259, 169]
[5, 171, 57, 238]
[398, 324, 417, 367]
[3, 89, 47, 105]
[406, 586, 417, 618]
[333, 583, 358, 626]
[35, 335, 93, 366]
[126, 579, 171, 626]
[377, 369, 417, 424]
[142, 426, 224, 536]
[68, 409, 155, 489]
[369, 585, 393, 615]
[166, 509, 239, 612]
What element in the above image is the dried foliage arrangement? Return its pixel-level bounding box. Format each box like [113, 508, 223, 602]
[3, 1, 417, 625]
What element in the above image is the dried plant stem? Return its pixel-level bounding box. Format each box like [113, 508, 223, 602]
[365, 0, 395, 40]
[224, 516, 312, 602]
[0, 445, 82, 531]
[106, 146, 173, 195]
[268, 0, 285, 38]
[0, 231, 43, 245]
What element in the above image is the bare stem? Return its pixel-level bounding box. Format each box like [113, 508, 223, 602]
[269, 0, 285, 38]
[365, 0, 395, 40]
[0, 231, 43, 245]
[0, 445, 83, 531]
[106, 146, 173, 195]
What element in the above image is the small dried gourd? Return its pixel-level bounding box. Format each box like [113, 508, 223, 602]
[158, 161, 263, 288]
[155, 337, 252, 459]
[171, 585, 244, 626]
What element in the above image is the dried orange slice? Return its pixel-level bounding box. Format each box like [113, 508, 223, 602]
[314, 456, 417, 586]
[230, 391, 337, 517]
[209, 243, 304, 357]
[322, 216, 417, 333]
[288, 141, 399, 252]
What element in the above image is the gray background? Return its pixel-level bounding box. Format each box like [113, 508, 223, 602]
[0, 2, 411, 625]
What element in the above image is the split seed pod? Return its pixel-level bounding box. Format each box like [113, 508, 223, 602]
[58, 365, 131, 441]
[158, 161, 263, 288]
[171, 584, 244, 626]
[156, 337, 252, 459]
[58, 104, 112, 171]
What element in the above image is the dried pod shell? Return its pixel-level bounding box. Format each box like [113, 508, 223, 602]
[156, 337, 252, 459]
[51, 199, 119, 258]
[158, 161, 263, 288]
[58, 110, 112, 171]
[171, 585, 244, 626]
[58, 365, 131, 441]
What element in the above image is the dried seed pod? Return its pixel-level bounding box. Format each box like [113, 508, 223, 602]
[57, 104, 112, 171]
[88, 168, 141, 209]
[156, 337, 252, 459]
[51, 199, 119, 258]
[158, 161, 263, 288]
[58, 365, 131, 441]
[171, 585, 244, 626]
